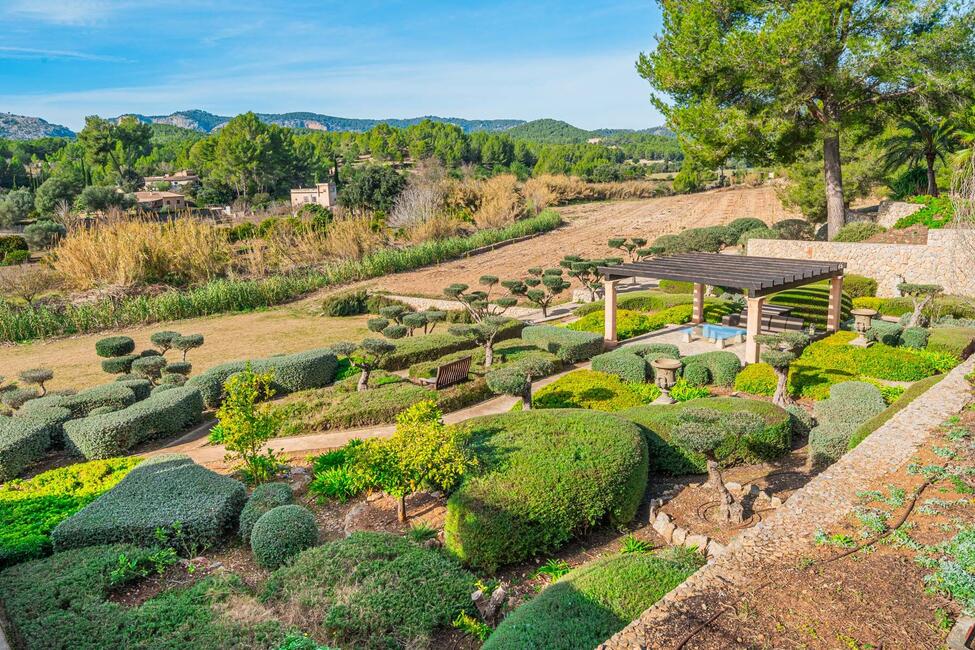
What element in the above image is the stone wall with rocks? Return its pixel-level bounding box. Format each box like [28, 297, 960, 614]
[875, 200, 923, 228]
[748, 229, 975, 297]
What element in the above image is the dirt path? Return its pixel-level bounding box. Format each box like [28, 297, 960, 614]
[362, 185, 795, 297]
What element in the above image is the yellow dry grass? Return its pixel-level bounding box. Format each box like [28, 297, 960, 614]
[472, 174, 523, 229]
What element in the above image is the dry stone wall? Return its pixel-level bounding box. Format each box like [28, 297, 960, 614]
[748, 229, 975, 297]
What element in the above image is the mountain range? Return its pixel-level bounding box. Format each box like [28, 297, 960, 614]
[0, 109, 673, 142]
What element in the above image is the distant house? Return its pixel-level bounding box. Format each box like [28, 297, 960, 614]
[135, 191, 187, 212]
[290, 182, 337, 209]
[143, 170, 200, 189]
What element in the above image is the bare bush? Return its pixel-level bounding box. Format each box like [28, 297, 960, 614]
[388, 159, 447, 229]
[322, 217, 383, 260]
[473, 174, 524, 229]
[404, 213, 470, 243]
[0, 266, 62, 306]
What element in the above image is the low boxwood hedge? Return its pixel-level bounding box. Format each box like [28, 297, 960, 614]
[484, 549, 703, 650]
[20, 382, 140, 420]
[522, 325, 604, 363]
[531, 369, 659, 412]
[52, 454, 246, 552]
[407, 338, 561, 379]
[618, 397, 791, 474]
[0, 544, 284, 650]
[444, 410, 648, 570]
[262, 531, 476, 648]
[187, 348, 339, 409]
[590, 349, 648, 383]
[380, 319, 524, 371]
[62, 386, 204, 459]
[0, 457, 141, 566]
[239, 482, 294, 544]
[681, 351, 741, 387]
[0, 417, 57, 482]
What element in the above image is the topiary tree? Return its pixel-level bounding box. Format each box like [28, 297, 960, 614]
[250, 504, 318, 569]
[671, 408, 765, 526]
[401, 312, 430, 337]
[334, 338, 396, 391]
[560, 255, 622, 301]
[608, 237, 649, 262]
[449, 315, 509, 368]
[367, 317, 408, 340]
[18, 368, 53, 397]
[150, 331, 181, 355]
[898, 282, 943, 328]
[755, 331, 810, 407]
[420, 309, 446, 334]
[511, 267, 571, 317]
[130, 355, 167, 385]
[445, 276, 519, 322]
[485, 357, 552, 410]
[95, 336, 141, 377]
[172, 334, 205, 362]
[1, 388, 37, 411]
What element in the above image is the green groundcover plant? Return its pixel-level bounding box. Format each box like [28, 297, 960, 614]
[0, 457, 141, 566]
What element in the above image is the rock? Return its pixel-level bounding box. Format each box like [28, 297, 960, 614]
[725, 481, 742, 493]
[947, 616, 975, 650]
[671, 527, 687, 546]
[343, 502, 368, 536]
[659, 521, 676, 544]
[654, 511, 672, 526]
[705, 540, 726, 558]
[684, 534, 710, 555]
[770, 496, 783, 508]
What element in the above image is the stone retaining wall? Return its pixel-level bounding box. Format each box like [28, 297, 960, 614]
[748, 229, 975, 296]
[598, 355, 975, 649]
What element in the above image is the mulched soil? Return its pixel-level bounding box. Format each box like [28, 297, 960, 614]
[866, 224, 929, 244]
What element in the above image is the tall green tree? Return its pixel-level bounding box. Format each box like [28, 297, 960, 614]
[881, 114, 955, 196]
[77, 115, 151, 190]
[639, 0, 975, 238]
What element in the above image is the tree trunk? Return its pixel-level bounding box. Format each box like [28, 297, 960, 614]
[521, 385, 532, 410]
[357, 368, 371, 392]
[823, 133, 846, 240]
[771, 367, 793, 408]
[926, 153, 939, 197]
[541, 303, 548, 318]
[397, 494, 406, 523]
[484, 340, 495, 367]
[907, 295, 933, 329]
[705, 455, 743, 526]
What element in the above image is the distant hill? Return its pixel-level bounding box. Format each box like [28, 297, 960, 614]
[116, 109, 525, 134]
[0, 112, 74, 140]
[506, 119, 675, 144]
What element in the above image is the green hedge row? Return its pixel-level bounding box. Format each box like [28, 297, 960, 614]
[407, 338, 561, 379]
[187, 348, 339, 408]
[380, 319, 524, 371]
[847, 374, 944, 450]
[21, 382, 142, 420]
[444, 410, 648, 571]
[808, 382, 886, 465]
[522, 325, 604, 363]
[62, 387, 204, 459]
[681, 351, 742, 387]
[767, 284, 852, 327]
[619, 397, 791, 474]
[573, 290, 693, 317]
[52, 455, 246, 552]
[0, 417, 57, 482]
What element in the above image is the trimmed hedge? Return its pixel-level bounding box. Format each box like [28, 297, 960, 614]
[767, 284, 852, 328]
[484, 549, 702, 650]
[408, 338, 561, 379]
[94, 336, 135, 358]
[808, 381, 885, 466]
[522, 325, 604, 363]
[0, 457, 141, 566]
[574, 290, 693, 317]
[853, 295, 975, 320]
[848, 374, 944, 450]
[0, 417, 55, 482]
[734, 363, 776, 397]
[62, 386, 204, 459]
[14, 403, 73, 448]
[681, 351, 741, 387]
[843, 274, 878, 299]
[251, 504, 318, 569]
[21, 382, 139, 420]
[239, 482, 294, 544]
[532, 370, 659, 412]
[619, 397, 791, 474]
[591, 349, 648, 383]
[444, 410, 648, 570]
[187, 348, 339, 408]
[380, 319, 524, 370]
[262, 532, 476, 649]
[52, 454, 246, 552]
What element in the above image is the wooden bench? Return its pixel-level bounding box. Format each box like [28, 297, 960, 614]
[416, 356, 472, 390]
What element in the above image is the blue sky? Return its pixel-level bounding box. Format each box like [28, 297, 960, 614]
[0, 0, 665, 131]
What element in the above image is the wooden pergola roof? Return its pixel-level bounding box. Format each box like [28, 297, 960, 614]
[599, 253, 846, 298]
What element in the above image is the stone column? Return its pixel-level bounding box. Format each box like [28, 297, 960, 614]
[604, 279, 618, 345]
[827, 275, 844, 332]
[745, 296, 765, 364]
[692, 283, 705, 324]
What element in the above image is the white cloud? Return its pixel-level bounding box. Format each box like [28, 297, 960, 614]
[0, 51, 662, 130]
[3, 0, 140, 25]
[0, 46, 124, 62]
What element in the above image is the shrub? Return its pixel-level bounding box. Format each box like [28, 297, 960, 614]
[843, 274, 878, 299]
[101, 354, 139, 374]
[591, 349, 648, 383]
[767, 284, 852, 327]
[620, 397, 791, 474]
[895, 194, 955, 229]
[251, 504, 318, 569]
[0, 417, 54, 481]
[724, 217, 767, 243]
[21, 382, 139, 420]
[445, 410, 648, 570]
[522, 324, 604, 363]
[211, 368, 282, 484]
[927, 327, 975, 358]
[0, 235, 28, 257]
[865, 320, 903, 346]
[484, 549, 703, 650]
[808, 381, 885, 465]
[239, 482, 294, 544]
[532, 370, 656, 412]
[62, 386, 203, 459]
[670, 379, 711, 402]
[95, 336, 135, 358]
[51, 455, 246, 552]
[772, 218, 815, 240]
[682, 362, 710, 386]
[0, 457, 141, 566]
[626, 342, 682, 359]
[681, 351, 741, 387]
[321, 289, 369, 316]
[187, 348, 339, 408]
[22, 220, 66, 249]
[733, 363, 776, 396]
[834, 221, 885, 242]
[737, 226, 779, 247]
[659, 279, 694, 293]
[0, 544, 283, 649]
[1, 249, 28, 265]
[381, 320, 523, 370]
[848, 374, 943, 449]
[117, 378, 152, 401]
[901, 327, 930, 349]
[262, 532, 476, 648]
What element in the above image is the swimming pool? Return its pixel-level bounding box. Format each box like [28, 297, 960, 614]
[680, 324, 746, 348]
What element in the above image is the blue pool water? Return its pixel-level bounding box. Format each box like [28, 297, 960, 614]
[685, 324, 746, 340]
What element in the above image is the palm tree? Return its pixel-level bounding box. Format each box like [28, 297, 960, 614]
[952, 106, 975, 171]
[881, 115, 956, 197]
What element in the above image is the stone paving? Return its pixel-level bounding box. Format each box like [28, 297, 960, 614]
[597, 354, 975, 649]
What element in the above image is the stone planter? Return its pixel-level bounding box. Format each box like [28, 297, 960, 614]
[651, 357, 682, 404]
[851, 307, 878, 333]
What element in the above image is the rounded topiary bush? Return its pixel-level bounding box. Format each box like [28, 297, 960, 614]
[165, 361, 192, 376]
[733, 362, 776, 396]
[772, 218, 814, 241]
[239, 482, 294, 543]
[444, 410, 648, 571]
[843, 274, 878, 299]
[681, 362, 710, 387]
[591, 350, 648, 383]
[95, 336, 135, 358]
[251, 504, 318, 569]
[901, 327, 929, 349]
[101, 354, 139, 375]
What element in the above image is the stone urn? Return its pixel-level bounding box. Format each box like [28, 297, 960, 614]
[851, 307, 878, 333]
[650, 357, 682, 404]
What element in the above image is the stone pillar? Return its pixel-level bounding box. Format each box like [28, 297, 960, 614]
[692, 283, 705, 324]
[745, 296, 765, 364]
[604, 280, 618, 345]
[827, 275, 844, 332]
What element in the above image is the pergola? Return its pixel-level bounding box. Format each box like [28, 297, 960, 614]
[598, 253, 847, 363]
